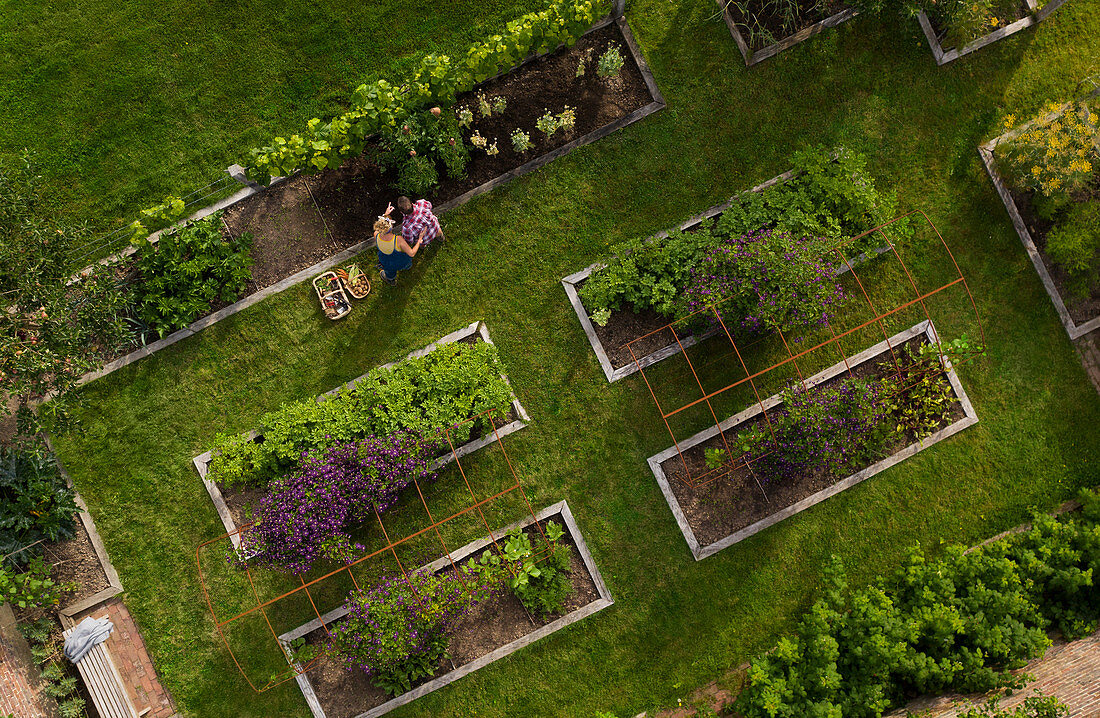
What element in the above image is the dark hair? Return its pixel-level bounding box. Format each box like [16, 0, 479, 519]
[397, 196, 413, 212]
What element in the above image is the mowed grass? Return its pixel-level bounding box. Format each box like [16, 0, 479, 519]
[44, 1, 1100, 717]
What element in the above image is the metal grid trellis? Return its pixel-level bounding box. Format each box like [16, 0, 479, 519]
[195, 408, 548, 694]
[628, 210, 985, 493]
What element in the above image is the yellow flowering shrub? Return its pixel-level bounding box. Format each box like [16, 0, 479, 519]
[1000, 101, 1099, 197]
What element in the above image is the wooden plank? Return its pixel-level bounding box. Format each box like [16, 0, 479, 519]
[63, 626, 139, 718]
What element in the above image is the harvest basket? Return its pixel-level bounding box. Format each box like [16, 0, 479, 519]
[336, 264, 371, 299]
[312, 271, 351, 320]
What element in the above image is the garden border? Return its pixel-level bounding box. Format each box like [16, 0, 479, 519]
[42, 438, 125, 618]
[278, 499, 613, 718]
[71, 4, 664, 391]
[561, 166, 892, 382]
[916, 0, 1068, 66]
[190, 320, 530, 550]
[977, 90, 1100, 340]
[715, 0, 859, 67]
[646, 320, 979, 560]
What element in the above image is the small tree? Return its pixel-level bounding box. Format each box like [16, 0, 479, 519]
[0, 154, 132, 436]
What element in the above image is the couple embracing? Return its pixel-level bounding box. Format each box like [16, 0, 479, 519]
[374, 196, 445, 286]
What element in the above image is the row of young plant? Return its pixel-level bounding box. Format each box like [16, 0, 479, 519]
[205, 341, 514, 571]
[732, 0, 1039, 55]
[386, 43, 625, 196]
[298, 520, 576, 697]
[706, 338, 972, 484]
[19, 619, 90, 718]
[997, 99, 1099, 301]
[734, 487, 1100, 718]
[579, 147, 907, 332]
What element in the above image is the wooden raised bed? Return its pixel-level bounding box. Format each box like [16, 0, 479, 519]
[978, 93, 1100, 340]
[74, 4, 664, 391]
[647, 320, 979, 560]
[715, 0, 859, 66]
[561, 167, 892, 383]
[191, 321, 530, 549]
[917, 0, 1069, 65]
[279, 500, 612, 718]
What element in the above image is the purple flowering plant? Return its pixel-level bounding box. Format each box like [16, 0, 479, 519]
[741, 375, 887, 483]
[239, 431, 437, 573]
[679, 228, 847, 333]
[327, 567, 495, 696]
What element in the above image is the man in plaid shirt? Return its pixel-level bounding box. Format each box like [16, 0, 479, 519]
[396, 196, 445, 246]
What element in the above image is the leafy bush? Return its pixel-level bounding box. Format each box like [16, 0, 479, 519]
[736, 489, 1100, 718]
[208, 341, 514, 487]
[878, 342, 959, 440]
[596, 45, 624, 78]
[132, 214, 253, 338]
[381, 109, 468, 194]
[243, 0, 603, 185]
[328, 569, 486, 696]
[1000, 101, 1098, 197]
[0, 444, 78, 564]
[962, 694, 1068, 718]
[1046, 200, 1100, 298]
[579, 147, 907, 322]
[240, 434, 437, 573]
[679, 228, 847, 332]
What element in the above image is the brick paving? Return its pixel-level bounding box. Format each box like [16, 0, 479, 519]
[1075, 331, 1100, 396]
[0, 604, 53, 718]
[893, 628, 1100, 717]
[74, 597, 177, 718]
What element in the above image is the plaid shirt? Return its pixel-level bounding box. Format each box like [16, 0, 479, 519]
[400, 199, 442, 245]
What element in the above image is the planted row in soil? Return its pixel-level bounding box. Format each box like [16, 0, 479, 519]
[212, 21, 651, 304]
[1003, 165, 1100, 324]
[727, 0, 849, 51]
[301, 515, 599, 718]
[659, 337, 965, 548]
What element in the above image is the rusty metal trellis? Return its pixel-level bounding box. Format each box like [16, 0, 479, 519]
[195, 407, 548, 693]
[627, 210, 985, 494]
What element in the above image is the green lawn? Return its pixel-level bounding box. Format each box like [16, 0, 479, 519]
[41, 0, 1100, 717]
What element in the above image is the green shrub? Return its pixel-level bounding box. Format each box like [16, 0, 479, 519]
[394, 155, 440, 196]
[470, 520, 574, 617]
[132, 214, 253, 338]
[1046, 200, 1100, 298]
[736, 488, 1100, 718]
[0, 557, 67, 611]
[208, 342, 514, 487]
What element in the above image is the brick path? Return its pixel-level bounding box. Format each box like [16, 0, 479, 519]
[1075, 331, 1100, 396]
[73, 597, 177, 718]
[893, 628, 1100, 717]
[0, 604, 53, 718]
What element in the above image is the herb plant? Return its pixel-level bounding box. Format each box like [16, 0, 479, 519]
[557, 106, 577, 132]
[468, 520, 574, 616]
[0, 444, 78, 564]
[535, 110, 560, 138]
[456, 107, 473, 128]
[704, 447, 727, 470]
[596, 45, 624, 78]
[1045, 200, 1100, 298]
[1000, 102, 1098, 197]
[511, 128, 533, 153]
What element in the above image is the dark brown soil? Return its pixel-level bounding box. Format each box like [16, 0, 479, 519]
[301, 515, 599, 718]
[660, 337, 966, 548]
[41, 517, 110, 609]
[728, 0, 848, 51]
[217, 480, 268, 531]
[307, 22, 652, 248]
[1003, 170, 1100, 325]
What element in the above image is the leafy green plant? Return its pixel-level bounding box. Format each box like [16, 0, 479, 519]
[511, 128, 533, 153]
[58, 698, 88, 718]
[0, 557, 68, 610]
[878, 342, 956, 441]
[469, 520, 573, 616]
[491, 96, 507, 114]
[557, 106, 577, 132]
[1046, 200, 1100, 298]
[536, 110, 560, 138]
[208, 341, 514, 487]
[960, 693, 1068, 718]
[395, 155, 439, 195]
[0, 443, 78, 563]
[704, 447, 727, 470]
[132, 213, 253, 338]
[477, 92, 494, 119]
[1000, 101, 1098, 197]
[596, 45, 624, 78]
[456, 106, 474, 127]
[19, 618, 88, 717]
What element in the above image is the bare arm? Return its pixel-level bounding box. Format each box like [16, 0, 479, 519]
[398, 234, 421, 257]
